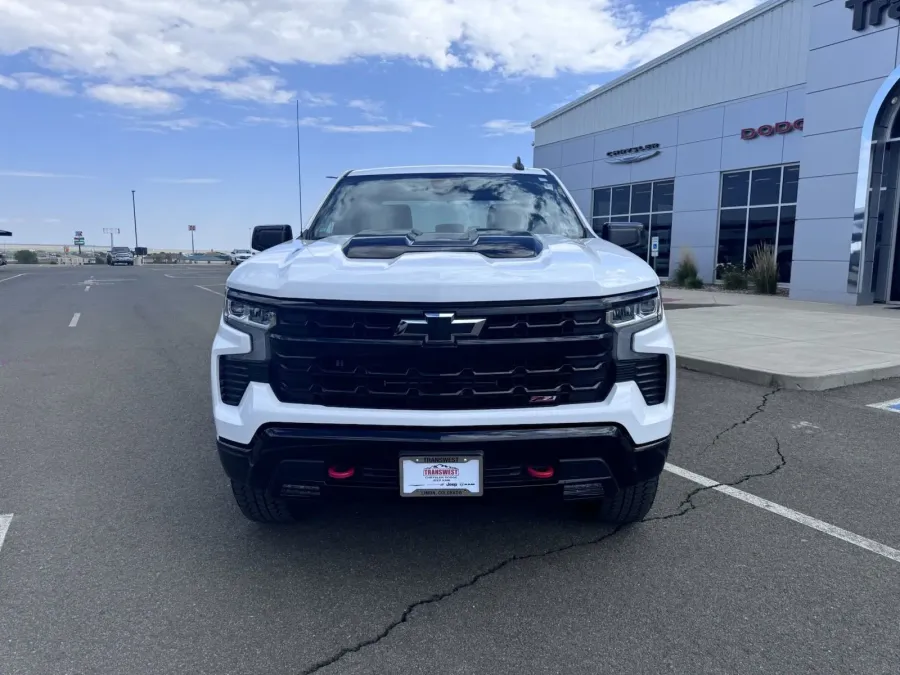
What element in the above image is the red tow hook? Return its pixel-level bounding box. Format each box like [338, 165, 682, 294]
[527, 465, 555, 479]
[328, 466, 355, 480]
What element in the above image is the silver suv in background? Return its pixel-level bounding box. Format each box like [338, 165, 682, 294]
[229, 249, 254, 265]
[107, 247, 134, 266]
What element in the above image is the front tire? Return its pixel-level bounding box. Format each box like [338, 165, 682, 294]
[586, 476, 660, 525]
[230, 481, 296, 524]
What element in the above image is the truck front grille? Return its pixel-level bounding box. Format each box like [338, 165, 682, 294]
[267, 299, 617, 410]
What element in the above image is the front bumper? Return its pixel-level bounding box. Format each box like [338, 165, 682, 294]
[218, 424, 670, 502]
[211, 313, 676, 447]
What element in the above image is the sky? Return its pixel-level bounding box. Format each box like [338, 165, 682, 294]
[0, 0, 760, 251]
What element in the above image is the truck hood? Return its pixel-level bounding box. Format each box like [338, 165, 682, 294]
[226, 235, 660, 303]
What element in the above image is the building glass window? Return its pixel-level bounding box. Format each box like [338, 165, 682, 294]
[592, 179, 675, 277]
[717, 164, 798, 283]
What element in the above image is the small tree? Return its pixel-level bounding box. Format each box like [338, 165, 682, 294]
[14, 249, 38, 264]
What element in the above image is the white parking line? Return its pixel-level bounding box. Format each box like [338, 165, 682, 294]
[664, 464, 900, 564]
[195, 285, 225, 297]
[0, 273, 26, 284]
[0, 514, 11, 557]
[69, 312, 81, 327]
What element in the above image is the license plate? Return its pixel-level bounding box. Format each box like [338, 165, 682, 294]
[400, 454, 483, 497]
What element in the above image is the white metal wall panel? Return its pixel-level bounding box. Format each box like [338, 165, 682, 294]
[534, 0, 810, 146]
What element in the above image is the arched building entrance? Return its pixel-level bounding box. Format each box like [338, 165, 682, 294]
[848, 67, 900, 304]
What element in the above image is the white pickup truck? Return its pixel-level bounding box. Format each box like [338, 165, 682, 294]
[211, 165, 675, 525]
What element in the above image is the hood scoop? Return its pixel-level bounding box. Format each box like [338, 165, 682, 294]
[341, 229, 544, 260]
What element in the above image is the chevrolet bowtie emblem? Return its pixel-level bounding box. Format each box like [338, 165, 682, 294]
[395, 313, 486, 343]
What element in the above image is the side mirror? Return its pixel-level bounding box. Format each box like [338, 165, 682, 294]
[251, 224, 294, 252]
[594, 221, 643, 249]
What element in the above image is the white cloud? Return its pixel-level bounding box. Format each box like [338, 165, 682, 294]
[0, 0, 763, 102]
[319, 123, 417, 133]
[481, 119, 532, 136]
[149, 177, 222, 184]
[0, 72, 74, 95]
[0, 170, 92, 178]
[43, 218, 61, 223]
[348, 98, 386, 120]
[130, 117, 230, 132]
[243, 115, 425, 133]
[86, 84, 182, 111]
[299, 91, 336, 107]
[244, 115, 332, 127]
[158, 73, 296, 104]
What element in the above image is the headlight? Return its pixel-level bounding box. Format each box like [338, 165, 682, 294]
[224, 296, 277, 329]
[606, 291, 662, 329]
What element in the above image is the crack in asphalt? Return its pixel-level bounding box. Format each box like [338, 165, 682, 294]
[299, 386, 784, 675]
[647, 386, 785, 522]
[297, 523, 628, 675]
[697, 387, 781, 456]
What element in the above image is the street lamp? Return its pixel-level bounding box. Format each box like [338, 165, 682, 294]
[131, 190, 139, 250]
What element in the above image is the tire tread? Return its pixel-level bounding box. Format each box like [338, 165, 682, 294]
[598, 476, 659, 524]
[230, 481, 296, 524]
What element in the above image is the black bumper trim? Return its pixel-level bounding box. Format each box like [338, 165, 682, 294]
[217, 424, 670, 503]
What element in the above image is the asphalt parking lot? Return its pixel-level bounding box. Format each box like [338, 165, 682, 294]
[1, 265, 899, 675]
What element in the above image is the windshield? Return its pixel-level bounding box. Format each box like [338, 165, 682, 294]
[111, 247, 130, 252]
[305, 172, 589, 240]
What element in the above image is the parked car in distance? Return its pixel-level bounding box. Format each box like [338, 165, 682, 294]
[107, 247, 134, 266]
[0, 251, 6, 266]
[229, 249, 254, 265]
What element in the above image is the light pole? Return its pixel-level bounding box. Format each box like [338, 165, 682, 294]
[131, 190, 139, 250]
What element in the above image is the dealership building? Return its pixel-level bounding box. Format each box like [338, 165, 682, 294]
[531, 0, 900, 305]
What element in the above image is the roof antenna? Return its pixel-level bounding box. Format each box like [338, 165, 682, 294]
[512, 156, 526, 171]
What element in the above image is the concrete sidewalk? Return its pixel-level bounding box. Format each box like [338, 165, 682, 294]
[663, 290, 900, 390]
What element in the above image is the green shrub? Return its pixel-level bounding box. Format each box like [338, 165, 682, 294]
[749, 243, 778, 294]
[14, 249, 38, 264]
[718, 262, 747, 290]
[684, 275, 704, 289]
[673, 249, 699, 286]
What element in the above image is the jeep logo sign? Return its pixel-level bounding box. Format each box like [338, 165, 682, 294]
[741, 119, 804, 140]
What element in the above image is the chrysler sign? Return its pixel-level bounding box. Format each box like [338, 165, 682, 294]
[605, 143, 661, 164]
[741, 119, 804, 140]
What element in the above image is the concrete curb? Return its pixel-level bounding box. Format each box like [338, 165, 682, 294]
[676, 355, 900, 391]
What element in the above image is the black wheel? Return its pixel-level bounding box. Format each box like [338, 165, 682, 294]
[584, 476, 659, 525]
[230, 481, 296, 524]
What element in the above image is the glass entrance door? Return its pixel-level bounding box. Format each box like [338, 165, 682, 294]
[869, 139, 900, 303]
